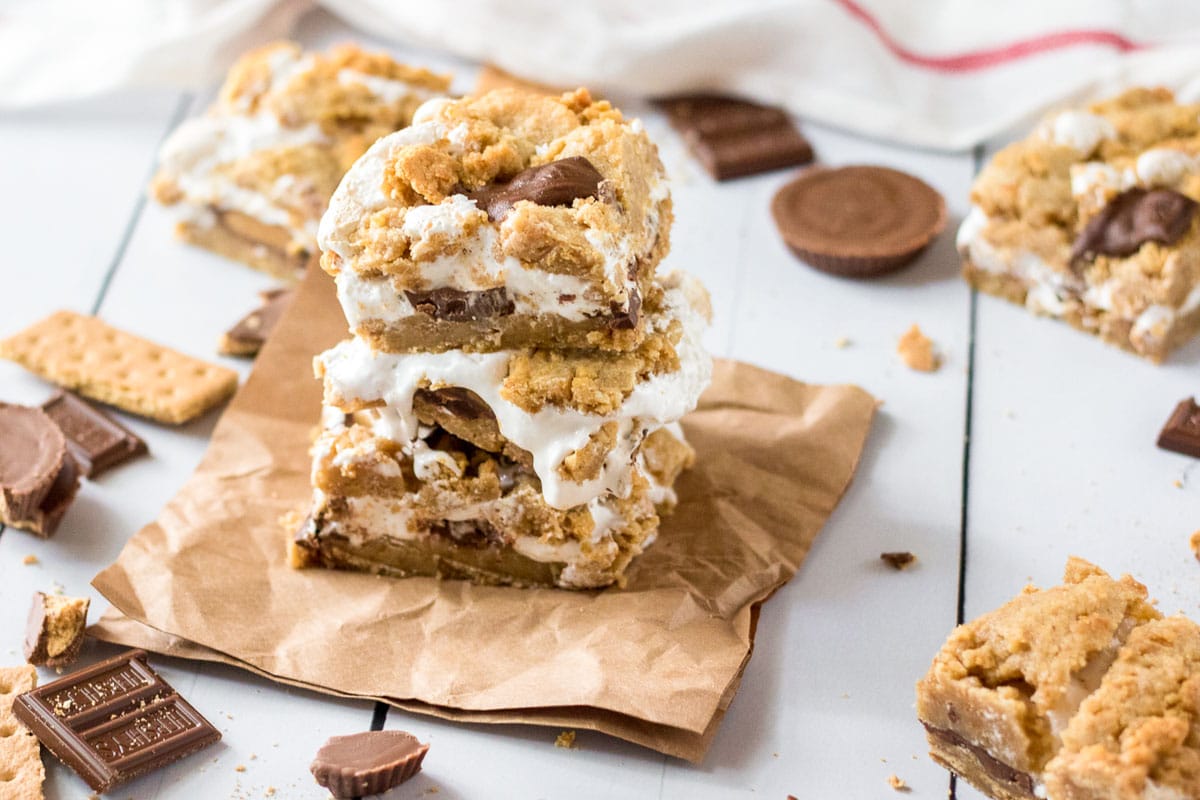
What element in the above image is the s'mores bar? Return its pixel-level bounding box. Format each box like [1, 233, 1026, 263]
[151, 42, 450, 280]
[295, 271, 711, 588]
[917, 558, 1200, 800]
[294, 89, 709, 589]
[960, 89, 1200, 361]
[321, 88, 672, 353]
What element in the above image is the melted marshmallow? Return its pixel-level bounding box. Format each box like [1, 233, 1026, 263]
[319, 275, 712, 509]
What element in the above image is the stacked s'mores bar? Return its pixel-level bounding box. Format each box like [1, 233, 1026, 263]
[151, 42, 450, 280]
[291, 88, 713, 589]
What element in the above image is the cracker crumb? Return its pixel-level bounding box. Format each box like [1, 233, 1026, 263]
[554, 730, 577, 749]
[265, 790, 276, 797]
[887, 773, 910, 792]
[1175, 479, 1185, 489]
[881, 551, 916, 570]
[22, 554, 38, 565]
[897, 324, 940, 372]
[833, 336, 852, 349]
[1190, 530, 1200, 561]
[235, 764, 246, 773]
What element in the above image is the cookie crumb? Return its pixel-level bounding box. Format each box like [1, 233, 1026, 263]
[1175, 479, 1185, 489]
[235, 764, 246, 773]
[887, 774, 910, 792]
[1190, 531, 1200, 561]
[897, 324, 940, 372]
[22, 554, 38, 565]
[554, 730, 577, 749]
[833, 336, 852, 349]
[881, 551, 916, 570]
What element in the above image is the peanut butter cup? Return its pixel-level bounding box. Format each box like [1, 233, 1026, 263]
[310, 730, 429, 798]
[0, 402, 80, 536]
[772, 166, 946, 277]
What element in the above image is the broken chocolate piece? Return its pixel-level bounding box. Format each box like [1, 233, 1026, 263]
[468, 156, 604, 221]
[880, 552, 916, 570]
[219, 287, 295, 357]
[658, 94, 814, 180]
[415, 387, 492, 421]
[404, 286, 516, 322]
[1071, 187, 1198, 267]
[40, 391, 147, 478]
[310, 730, 429, 798]
[0, 402, 81, 536]
[1157, 396, 1200, 458]
[24, 591, 89, 668]
[12, 649, 220, 793]
[923, 723, 1038, 797]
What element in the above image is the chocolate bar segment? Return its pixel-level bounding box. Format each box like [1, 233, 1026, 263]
[1157, 396, 1200, 457]
[658, 95, 814, 180]
[219, 287, 295, 357]
[40, 391, 147, 478]
[13, 649, 220, 792]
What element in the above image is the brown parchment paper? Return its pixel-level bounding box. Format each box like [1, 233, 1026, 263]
[90, 264, 877, 763]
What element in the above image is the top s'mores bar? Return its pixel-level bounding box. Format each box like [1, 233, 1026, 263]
[917, 557, 1200, 800]
[960, 88, 1200, 361]
[320, 88, 672, 353]
[151, 42, 450, 280]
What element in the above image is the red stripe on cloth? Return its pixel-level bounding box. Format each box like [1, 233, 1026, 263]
[834, 0, 1143, 73]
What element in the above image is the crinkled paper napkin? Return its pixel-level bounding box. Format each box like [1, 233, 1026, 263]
[91, 265, 877, 762]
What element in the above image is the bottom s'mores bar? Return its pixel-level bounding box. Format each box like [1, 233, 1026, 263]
[292, 418, 693, 589]
[917, 558, 1200, 800]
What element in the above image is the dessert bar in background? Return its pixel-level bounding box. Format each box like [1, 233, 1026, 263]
[321, 88, 673, 353]
[960, 88, 1200, 362]
[294, 88, 713, 589]
[917, 557, 1200, 800]
[151, 41, 451, 280]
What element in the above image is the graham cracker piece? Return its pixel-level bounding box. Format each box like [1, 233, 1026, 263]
[0, 665, 44, 800]
[0, 311, 238, 425]
[897, 324, 941, 372]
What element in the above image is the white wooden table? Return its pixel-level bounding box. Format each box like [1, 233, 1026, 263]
[2, 10, 1197, 800]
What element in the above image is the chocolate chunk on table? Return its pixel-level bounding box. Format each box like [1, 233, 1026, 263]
[24, 592, 89, 668]
[311, 730, 429, 798]
[40, 390, 147, 478]
[13, 649, 220, 792]
[1158, 397, 1200, 458]
[0, 402, 81, 537]
[657, 94, 814, 180]
[219, 287, 294, 357]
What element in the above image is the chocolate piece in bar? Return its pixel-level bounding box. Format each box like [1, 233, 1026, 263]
[12, 649, 220, 792]
[24, 592, 90, 668]
[405, 286, 516, 322]
[1071, 188, 1198, 268]
[468, 156, 604, 221]
[658, 94, 814, 180]
[219, 287, 295, 357]
[0, 402, 81, 537]
[1158, 396, 1200, 458]
[310, 730, 429, 798]
[40, 391, 147, 478]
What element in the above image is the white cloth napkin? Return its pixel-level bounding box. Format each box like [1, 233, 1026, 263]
[4, 0, 1200, 150]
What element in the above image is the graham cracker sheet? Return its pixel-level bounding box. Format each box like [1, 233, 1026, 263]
[90, 264, 877, 762]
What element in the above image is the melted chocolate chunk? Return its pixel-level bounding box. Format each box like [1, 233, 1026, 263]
[405, 286, 515, 322]
[468, 156, 604, 221]
[923, 723, 1037, 797]
[607, 287, 641, 330]
[1071, 187, 1198, 268]
[415, 387, 492, 421]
